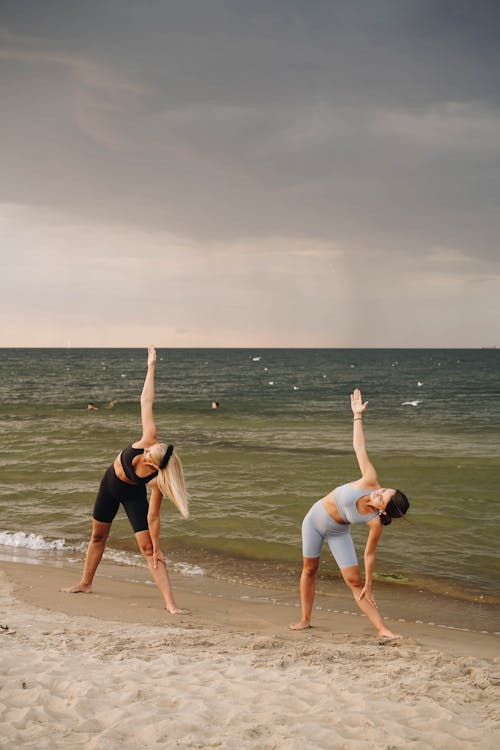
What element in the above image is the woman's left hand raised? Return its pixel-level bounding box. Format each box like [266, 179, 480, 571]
[351, 388, 368, 417]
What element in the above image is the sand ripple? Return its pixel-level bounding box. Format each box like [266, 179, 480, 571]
[1, 575, 500, 750]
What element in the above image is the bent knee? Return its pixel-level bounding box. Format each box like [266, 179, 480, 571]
[302, 558, 320, 576]
[91, 531, 109, 544]
[341, 567, 363, 589]
[137, 540, 154, 557]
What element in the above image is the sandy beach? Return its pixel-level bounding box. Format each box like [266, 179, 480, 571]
[1, 559, 499, 749]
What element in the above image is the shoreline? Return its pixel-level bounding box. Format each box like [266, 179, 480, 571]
[2, 540, 499, 637]
[2, 558, 499, 658]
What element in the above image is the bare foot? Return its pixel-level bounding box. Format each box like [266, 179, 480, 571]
[378, 636, 402, 645]
[377, 627, 401, 642]
[166, 607, 189, 615]
[61, 583, 92, 594]
[289, 622, 312, 631]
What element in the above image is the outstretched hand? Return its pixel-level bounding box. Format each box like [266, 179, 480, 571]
[351, 388, 368, 417]
[147, 344, 157, 367]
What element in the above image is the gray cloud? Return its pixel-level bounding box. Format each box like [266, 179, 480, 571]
[1, 1, 499, 345]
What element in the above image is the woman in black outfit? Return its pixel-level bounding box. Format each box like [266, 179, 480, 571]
[63, 345, 189, 613]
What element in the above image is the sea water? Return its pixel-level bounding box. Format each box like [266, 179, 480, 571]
[1, 348, 499, 625]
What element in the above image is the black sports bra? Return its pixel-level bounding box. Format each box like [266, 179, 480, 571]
[120, 446, 158, 485]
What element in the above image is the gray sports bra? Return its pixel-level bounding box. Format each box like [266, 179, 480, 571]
[333, 483, 378, 524]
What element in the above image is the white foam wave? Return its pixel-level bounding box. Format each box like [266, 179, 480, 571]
[173, 561, 205, 576]
[0, 530, 70, 551]
[103, 549, 143, 567]
[0, 530, 206, 577]
[93, 550, 205, 576]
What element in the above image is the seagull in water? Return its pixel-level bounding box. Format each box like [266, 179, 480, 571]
[402, 400, 423, 407]
[417, 381, 423, 387]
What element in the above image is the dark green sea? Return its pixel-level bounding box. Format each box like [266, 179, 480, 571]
[1, 348, 499, 632]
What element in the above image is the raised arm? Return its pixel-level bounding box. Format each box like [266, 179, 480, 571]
[139, 345, 158, 444]
[350, 388, 378, 484]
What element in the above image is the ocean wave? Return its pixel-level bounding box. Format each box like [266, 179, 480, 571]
[101, 548, 143, 567]
[0, 530, 72, 551]
[173, 561, 205, 576]
[0, 529, 205, 577]
[101, 548, 205, 576]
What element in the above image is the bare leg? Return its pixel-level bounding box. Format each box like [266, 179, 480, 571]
[62, 520, 111, 593]
[290, 557, 320, 630]
[135, 530, 184, 614]
[340, 565, 400, 638]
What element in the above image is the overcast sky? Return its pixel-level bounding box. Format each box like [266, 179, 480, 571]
[1, 0, 499, 347]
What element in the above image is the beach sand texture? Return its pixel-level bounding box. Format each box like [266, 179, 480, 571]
[1, 562, 500, 750]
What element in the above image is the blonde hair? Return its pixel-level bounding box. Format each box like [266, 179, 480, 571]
[149, 444, 189, 519]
